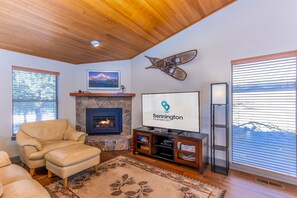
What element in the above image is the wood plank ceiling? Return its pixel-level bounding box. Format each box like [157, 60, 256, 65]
[0, 0, 235, 64]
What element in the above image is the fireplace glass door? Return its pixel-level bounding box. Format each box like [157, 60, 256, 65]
[93, 116, 116, 129]
[86, 108, 122, 135]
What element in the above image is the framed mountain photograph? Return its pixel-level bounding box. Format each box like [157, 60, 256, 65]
[87, 70, 120, 89]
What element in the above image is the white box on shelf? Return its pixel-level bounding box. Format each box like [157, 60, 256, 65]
[180, 144, 195, 152]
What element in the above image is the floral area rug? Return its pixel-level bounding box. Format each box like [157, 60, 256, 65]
[45, 156, 226, 198]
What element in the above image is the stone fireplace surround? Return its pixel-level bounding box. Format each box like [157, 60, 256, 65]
[71, 93, 135, 151]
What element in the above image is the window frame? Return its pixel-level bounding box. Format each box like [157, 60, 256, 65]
[230, 50, 297, 179]
[12, 66, 60, 138]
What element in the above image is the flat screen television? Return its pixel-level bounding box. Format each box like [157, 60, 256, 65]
[142, 91, 200, 132]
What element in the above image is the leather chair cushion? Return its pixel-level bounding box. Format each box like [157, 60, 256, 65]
[45, 144, 101, 167]
[0, 164, 31, 185]
[20, 119, 68, 143]
[28, 141, 80, 160]
[2, 179, 50, 198]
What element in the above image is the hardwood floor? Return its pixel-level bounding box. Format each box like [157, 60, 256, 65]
[33, 150, 297, 198]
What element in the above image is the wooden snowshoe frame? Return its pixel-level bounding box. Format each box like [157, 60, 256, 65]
[145, 49, 197, 81]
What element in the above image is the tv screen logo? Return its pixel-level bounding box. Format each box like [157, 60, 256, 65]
[161, 101, 170, 113]
[152, 100, 183, 121]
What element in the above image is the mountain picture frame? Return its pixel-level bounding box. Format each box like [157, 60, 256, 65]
[87, 70, 121, 90]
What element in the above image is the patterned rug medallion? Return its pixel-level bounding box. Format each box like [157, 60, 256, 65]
[45, 156, 226, 198]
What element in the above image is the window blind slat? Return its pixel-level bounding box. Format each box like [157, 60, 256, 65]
[12, 68, 58, 134]
[232, 55, 297, 177]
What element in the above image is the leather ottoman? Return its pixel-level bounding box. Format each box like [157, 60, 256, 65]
[45, 144, 101, 188]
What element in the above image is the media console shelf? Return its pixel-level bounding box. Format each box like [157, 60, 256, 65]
[133, 127, 208, 174]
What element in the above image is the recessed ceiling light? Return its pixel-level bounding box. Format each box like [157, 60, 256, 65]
[90, 40, 100, 47]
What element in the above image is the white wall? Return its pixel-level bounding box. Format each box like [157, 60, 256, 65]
[130, 0, 297, 184]
[0, 49, 77, 157]
[75, 60, 131, 93]
[131, 0, 297, 132]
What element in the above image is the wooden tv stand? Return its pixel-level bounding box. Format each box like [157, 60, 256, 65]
[133, 127, 208, 174]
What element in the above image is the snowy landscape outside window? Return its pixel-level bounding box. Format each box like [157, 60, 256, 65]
[12, 66, 59, 135]
[232, 52, 297, 176]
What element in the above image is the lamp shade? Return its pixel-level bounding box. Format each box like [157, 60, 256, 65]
[211, 83, 227, 104]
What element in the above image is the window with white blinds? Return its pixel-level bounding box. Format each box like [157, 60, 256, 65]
[232, 51, 297, 177]
[12, 66, 59, 134]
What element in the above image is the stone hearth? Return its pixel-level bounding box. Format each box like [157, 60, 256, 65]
[87, 135, 132, 151]
[73, 94, 134, 151]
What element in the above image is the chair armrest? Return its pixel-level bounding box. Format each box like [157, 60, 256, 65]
[64, 126, 86, 142]
[77, 134, 86, 143]
[16, 131, 43, 151]
[19, 145, 38, 158]
[0, 151, 11, 168]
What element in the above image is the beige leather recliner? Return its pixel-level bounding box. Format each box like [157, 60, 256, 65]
[16, 119, 86, 176]
[0, 151, 50, 198]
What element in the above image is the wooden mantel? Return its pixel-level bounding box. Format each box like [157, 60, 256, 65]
[69, 92, 135, 97]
